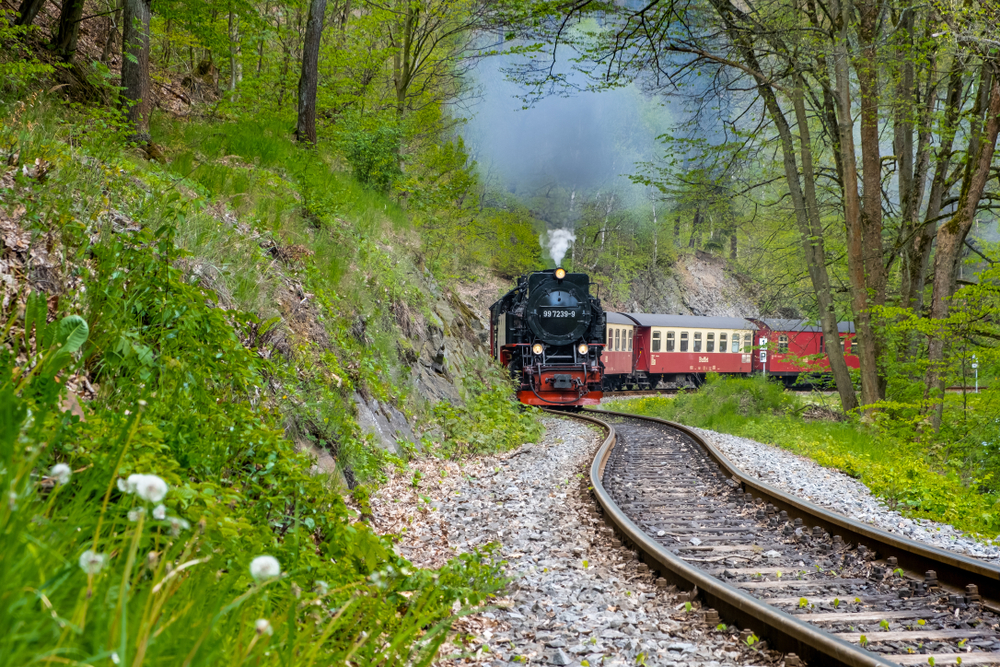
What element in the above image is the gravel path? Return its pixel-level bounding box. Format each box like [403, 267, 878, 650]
[369, 416, 774, 667]
[693, 427, 1000, 563]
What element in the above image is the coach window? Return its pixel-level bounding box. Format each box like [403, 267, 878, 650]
[707, 332, 715, 353]
[606, 327, 611, 348]
[628, 330, 633, 351]
[665, 331, 675, 351]
[719, 333, 727, 352]
[731, 333, 740, 353]
[616, 328, 622, 351]
[778, 335, 788, 354]
[652, 331, 662, 352]
[840, 336, 846, 355]
[680, 331, 689, 352]
[693, 332, 702, 352]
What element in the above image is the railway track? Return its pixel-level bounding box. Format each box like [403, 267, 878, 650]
[571, 408, 1000, 667]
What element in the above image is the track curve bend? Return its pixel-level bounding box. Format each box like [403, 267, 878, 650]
[574, 408, 1000, 667]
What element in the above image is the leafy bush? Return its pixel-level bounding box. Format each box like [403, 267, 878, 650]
[338, 112, 403, 192]
[429, 374, 544, 459]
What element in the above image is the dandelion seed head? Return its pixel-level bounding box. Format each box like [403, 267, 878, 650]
[167, 516, 190, 536]
[152, 504, 166, 520]
[134, 474, 168, 503]
[255, 618, 273, 636]
[125, 474, 142, 494]
[49, 463, 72, 485]
[79, 549, 106, 575]
[128, 507, 146, 522]
[116, 478, 128, 493]
[249, 555, 281, 582]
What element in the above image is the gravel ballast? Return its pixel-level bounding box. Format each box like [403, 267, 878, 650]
[692, 426, 1000, 563]
[369, 416, 773, 667]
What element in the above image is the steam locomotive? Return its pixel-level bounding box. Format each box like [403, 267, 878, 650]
[489, 268, 605, 406]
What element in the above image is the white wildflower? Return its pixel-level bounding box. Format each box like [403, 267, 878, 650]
[49, 463, 72, 485]
[125, 474, 142, 494]
[134, 474, 168, 503]
[167, 516, 191, 537]
[315, 580, 329, 596]
[152, 504, 166, 521]
[128, 507, 146, 522]
[116, 478, 128, 493]
[111, 652, 120, 664]
[8, 491, 16, 511]
[249, 555, 281, 582]
[79, 550, 106, 575]
[255, 618, 273, 636]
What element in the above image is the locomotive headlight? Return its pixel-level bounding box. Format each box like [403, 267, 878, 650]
[554, 267, 566, 280]
[578, 343, 589, 354]
[532, 343, 544, 355]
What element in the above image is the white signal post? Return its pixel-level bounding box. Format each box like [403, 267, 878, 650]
[759, 337, 768, 376]
[972, 354, 978, 393]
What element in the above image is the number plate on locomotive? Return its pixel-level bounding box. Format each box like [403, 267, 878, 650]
[542, 310, 577, 318]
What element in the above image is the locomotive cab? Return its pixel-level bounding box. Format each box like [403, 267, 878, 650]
[490, 268, 605, 407]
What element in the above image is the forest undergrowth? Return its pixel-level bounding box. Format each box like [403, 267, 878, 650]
[609, 376, 1000, 538]
[0, 77, 543, 664]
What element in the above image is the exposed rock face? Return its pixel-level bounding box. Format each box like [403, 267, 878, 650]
[353, 392, 416, 456]
[621, 251, 760, 318]
[353, 279, 493, 456]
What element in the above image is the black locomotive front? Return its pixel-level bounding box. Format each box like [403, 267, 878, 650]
[489, 268, 605, 406]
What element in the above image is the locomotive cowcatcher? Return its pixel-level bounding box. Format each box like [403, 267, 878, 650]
[489, 268, 605, 406]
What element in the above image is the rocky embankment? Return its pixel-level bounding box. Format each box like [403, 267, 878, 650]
[369, 416, 776, 667]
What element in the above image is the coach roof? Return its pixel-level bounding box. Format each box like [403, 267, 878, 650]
[760, 319, 822, 333]
[624, 313, 756, 330]
[606, 311, 635, 325]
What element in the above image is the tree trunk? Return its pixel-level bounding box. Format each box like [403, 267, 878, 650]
[729, 231, 737, 260]
[53, 0, 85, 61]
[228, 5, 242, 92]
[688, 209, 701, 249]
[295, 0, 327, 143]
[393, 1, 416, 116]
[14, 0, 46, 27]
[854, 0, 888, 405]
[925, 63, 1000, 430]
[674, 215, 680, 243]
[121, 0, 152, 143]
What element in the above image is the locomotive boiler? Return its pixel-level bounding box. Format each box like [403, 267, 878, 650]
[489, 268, 605, 406]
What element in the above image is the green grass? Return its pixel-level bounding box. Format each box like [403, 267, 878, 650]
[605, 376, 1000, 537]
[0, 96, 523, 665]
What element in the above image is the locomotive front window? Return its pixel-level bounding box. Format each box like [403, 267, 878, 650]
[666, 331, 675, 352]
[693, 332, 702, 352]
[720, 333, 727, 351]
[680, 332, 688, 352]
[652, 331, 661, 352]
[628, 330, 633, 351]
[707, 333, 715, 353]
[778, 335, 788, 353]
[732, 334, 740, 353]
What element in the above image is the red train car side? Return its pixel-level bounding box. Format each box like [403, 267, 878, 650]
[750, 319, 860, 382]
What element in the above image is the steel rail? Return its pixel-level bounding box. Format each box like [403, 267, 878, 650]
[594, 408, 1000, 614]
[562, 408, 991, 667]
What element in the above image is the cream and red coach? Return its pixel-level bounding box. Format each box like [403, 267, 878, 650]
[606, 313, 757, 387]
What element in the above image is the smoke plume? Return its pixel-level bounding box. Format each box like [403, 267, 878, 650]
[544, 228, 576, 267]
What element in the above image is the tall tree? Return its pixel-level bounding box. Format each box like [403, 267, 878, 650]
[296, 0, 327, 143]
[121, 0, 153, 143]
[53, 0, 85, 60]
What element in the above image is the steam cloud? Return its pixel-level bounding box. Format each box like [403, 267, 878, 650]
[544, 228, 576, 267]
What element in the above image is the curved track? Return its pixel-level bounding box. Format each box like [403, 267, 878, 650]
[570, 408, 1000, 667]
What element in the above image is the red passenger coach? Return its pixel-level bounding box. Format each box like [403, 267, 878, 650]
[601, 312, 636, 389]
[750, 319, 860, 383]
